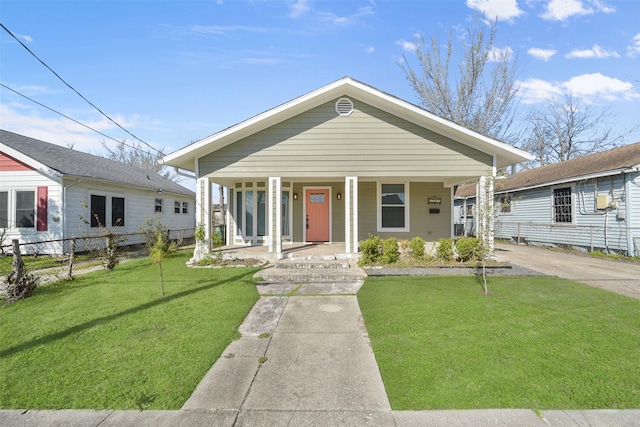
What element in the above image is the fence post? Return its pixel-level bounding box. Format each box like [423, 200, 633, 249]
[12, 239, 24, 285]
[589, 226, 594, 253]
[517, 223, 521, 244]
[68, 238, 76, 280]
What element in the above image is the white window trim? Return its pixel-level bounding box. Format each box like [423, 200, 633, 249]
[0, 189, 37, 230]
[88, 191, 127, 229]
[377, 181, 410, 232]
[550, 184, 576, 225]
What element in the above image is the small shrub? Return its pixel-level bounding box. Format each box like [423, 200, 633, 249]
[435, 238, 454, 262]
[359, 235, 384, 265]
[381, 238, 399, 264]
[455, 237, 481, 262]
[409, 237, 426, 260]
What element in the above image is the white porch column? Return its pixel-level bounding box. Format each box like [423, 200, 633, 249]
[477, 172, 495, 259]
[193, 177, 212, 261]
[268, 177, 283, 259]
[345, 176, 359, 254]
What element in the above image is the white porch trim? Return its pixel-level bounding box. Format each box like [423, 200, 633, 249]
[268, 177, 283, 258]
[345, 176, 359, 253]
[194, 176, 212, 261]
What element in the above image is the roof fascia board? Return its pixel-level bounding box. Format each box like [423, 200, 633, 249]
[343, 80, 534, 165]
[163, 79, 351, 170]
[1, 143, 63, 182]
[163, 77, 533, 170]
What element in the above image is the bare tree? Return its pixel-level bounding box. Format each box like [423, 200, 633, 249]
[102, 140, 180, 182]
[400, 14, 520, 143]
[521, 93, 637, 167]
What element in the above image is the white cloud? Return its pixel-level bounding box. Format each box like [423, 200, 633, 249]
[519, 73, 636, 104]
[465, 0, 523, 22]
[541, 0, 614, 21]
[0, 104, 114, 153]
[17, 33, 33, 43]
[396, 39, 416, 53]
[365, 46, 375, 53]
[289, 0, 311, 19]
[318, 5, 374, 26]
[627, 33, 640, 58]
[528, 47, 557, 61]
[488, 46, 513, 61]
[519, 78, 565, 104]
[563, 73, 633, 99]
[565, 44, 619, 59]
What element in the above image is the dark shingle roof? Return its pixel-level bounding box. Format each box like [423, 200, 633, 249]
[455, 142, 640, 198]
[0, 129, 194, 197]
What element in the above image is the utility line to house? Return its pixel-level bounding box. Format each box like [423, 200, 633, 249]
[0, 22, 163, 156]
[1, 82, 134, 148]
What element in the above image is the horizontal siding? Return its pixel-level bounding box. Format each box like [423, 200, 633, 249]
[358, 181, 451, 242]
[0, 170, 63, 253]
[199, 99, 492, 179]
[491, 175, 635, 254]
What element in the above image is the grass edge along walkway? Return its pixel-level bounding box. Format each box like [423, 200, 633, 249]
[358, 275, 640, 411]
[0, 250, 260, 410]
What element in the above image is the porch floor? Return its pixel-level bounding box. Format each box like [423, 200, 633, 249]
[214, 242, 355, 262]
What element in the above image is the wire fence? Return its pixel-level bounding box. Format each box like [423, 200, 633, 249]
[1, 228, 195, 291]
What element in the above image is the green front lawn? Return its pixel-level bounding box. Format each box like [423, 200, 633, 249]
[359, 276, 640, 410]
[0, 250, 260, 410]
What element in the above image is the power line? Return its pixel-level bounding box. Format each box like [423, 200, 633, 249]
[0, 21, 163, 156]
[1, 82, 162, 157]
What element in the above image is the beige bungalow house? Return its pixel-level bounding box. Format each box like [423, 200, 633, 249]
[162, 77, 532, 260]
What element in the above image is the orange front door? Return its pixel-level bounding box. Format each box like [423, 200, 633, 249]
[306, 189, 330, 242]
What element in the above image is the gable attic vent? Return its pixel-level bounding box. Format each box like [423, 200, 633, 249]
[335, 97, 354, 116]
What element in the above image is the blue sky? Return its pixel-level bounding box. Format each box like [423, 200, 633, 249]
[1, 0, 639, 180]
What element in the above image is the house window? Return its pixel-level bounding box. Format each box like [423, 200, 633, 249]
[236, 191, 243, 236]
[499, 194, 512, 214]
[91, 194, 106, 227]
[174, 201, 180, 214]
[465, 205, 474, 218]
[378, 183, 409, 231]
[553, 187, 572, 223]
[0, 191, 7, 228]
[16, 191, 35, 228]
[155, 198, 162, 213]
[182, 202, 188, 214]
[112, 197, 125, 227]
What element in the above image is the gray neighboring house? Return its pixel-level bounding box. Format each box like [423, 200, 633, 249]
[454, 142, 640, 256]
[0, 129, 196, 254]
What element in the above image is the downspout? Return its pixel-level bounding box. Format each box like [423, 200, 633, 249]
[625, 170, 637, 256]
[62, 178, 82, 254]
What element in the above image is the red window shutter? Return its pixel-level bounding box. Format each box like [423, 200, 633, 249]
[37, 186, 48, 231]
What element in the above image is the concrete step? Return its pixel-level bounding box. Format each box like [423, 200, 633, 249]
[255, 265, 367, 283]
[274, 260, 351, 269]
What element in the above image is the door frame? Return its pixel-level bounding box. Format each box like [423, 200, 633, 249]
[302, 186, 332, 243]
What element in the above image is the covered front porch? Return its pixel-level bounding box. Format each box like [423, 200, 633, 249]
[195, 176, 361, 261]
[213, 242, 352, 263]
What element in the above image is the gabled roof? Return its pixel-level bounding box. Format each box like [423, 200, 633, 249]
[0, 129, 194, 196]
[163, 76, 533, 171]
[455, 141, 640, 198]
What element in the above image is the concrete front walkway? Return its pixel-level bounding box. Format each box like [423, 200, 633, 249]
[495, 242, 640, 299]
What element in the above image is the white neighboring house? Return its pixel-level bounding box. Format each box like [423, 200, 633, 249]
[0, 129, 196, 255]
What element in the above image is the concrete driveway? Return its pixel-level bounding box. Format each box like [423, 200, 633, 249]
[495, 242, 640, 299]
